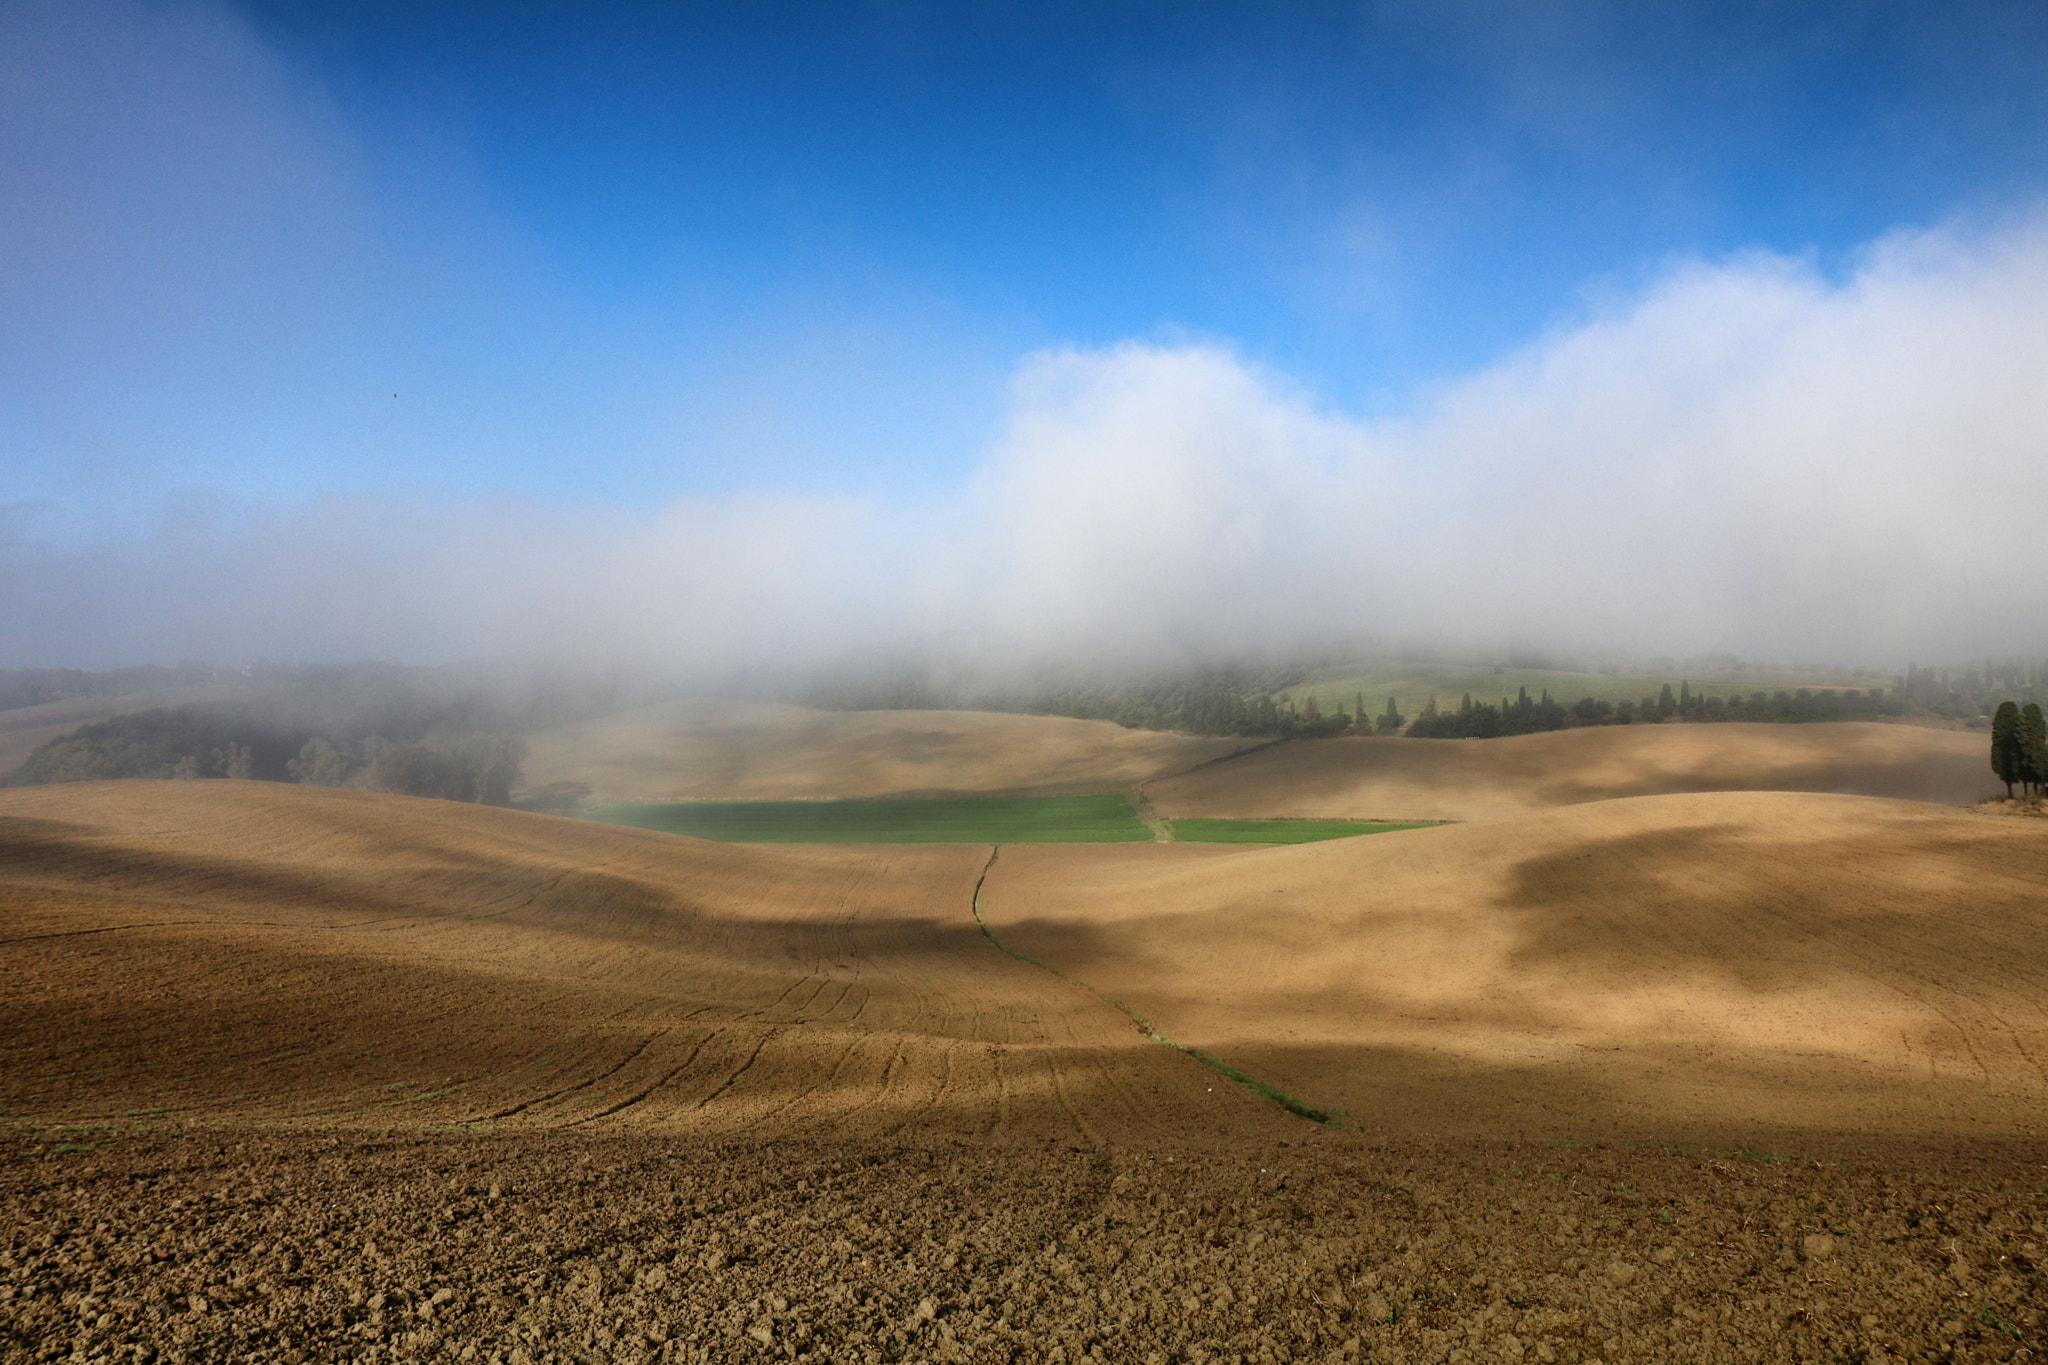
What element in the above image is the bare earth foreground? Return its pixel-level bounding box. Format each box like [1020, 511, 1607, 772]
[4, 779, 2047, 1365]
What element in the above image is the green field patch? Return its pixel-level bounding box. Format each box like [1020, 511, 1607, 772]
[585, 795, 1154, 844]
[1166, 818, 1437, 844]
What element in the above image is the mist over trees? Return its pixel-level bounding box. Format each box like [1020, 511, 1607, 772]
[787, 652, 2048, 740]
[8, 653, 2048, 788]
[0, 662, 591, 802]
[10, 709, 304, 785]
[364, 735, 529, 805]
[796, 664, 1351, 738]
[0, 664, 216, 712]
[7, 706, 530, 805]
[1898, 661, 2048, 725]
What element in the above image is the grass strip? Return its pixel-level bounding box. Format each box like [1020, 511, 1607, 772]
[1166, 817, 1439, 844]
[968, 848, 1348, 1129]
[586, 795, 1153, 844]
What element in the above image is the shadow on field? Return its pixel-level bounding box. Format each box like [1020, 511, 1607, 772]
[982, 805, 2048, 1147]
[1, 821, 1216, 1145]
[1493, 817, 2048, 986]
[1178, 1030, 2048, 1158]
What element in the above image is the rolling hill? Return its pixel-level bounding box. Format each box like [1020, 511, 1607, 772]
[518, 698, 1249, 802]
[984, 790, 2048, 1147]
[0, 779, 1259, 1146]
[7, 777, 2045, 1362]
[1144, 721, 1996, 821]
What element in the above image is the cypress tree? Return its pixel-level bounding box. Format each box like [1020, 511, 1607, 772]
[2023, 703, 2048, 797]
[1658, 683, 1676, 716]
[1992, 701, 2022, 799]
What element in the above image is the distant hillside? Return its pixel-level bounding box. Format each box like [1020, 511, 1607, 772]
[1144, 721, 1998, 821]
[987, 790, 2048, 1143]
[520, 698, 1248, 802]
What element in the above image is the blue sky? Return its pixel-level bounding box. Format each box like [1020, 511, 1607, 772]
[9, 0, 2047, 508]
[6, 1, 2048, 666]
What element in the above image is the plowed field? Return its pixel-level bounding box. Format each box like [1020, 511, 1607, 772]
[1145, 721, 1996, 821]
[0, 781, 1259, 1148]
[983, 792, 2048, 1147]
[6, 779, 2048, 1364]
[519, 699, 1248, 802]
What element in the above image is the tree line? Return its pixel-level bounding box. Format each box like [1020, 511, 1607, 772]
[1902, 659, 2048, 725]
[1396, 681, 1907, 739]
[6, 705, 527, 805]
[798, 664, 1343, 738]
[800, 662, 1930, 741]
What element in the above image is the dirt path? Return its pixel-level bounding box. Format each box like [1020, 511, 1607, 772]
[1123, 787, 1173, 842]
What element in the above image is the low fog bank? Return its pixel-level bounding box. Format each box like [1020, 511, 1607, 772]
[7, 211, 2048, 676]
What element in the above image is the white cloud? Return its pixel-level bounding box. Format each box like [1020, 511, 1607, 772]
[7, 211, 2048, 671]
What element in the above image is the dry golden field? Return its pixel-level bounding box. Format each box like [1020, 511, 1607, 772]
[4, 725, 2046, 1365]
[0, 781, 1238, 1147]
[984, 792, 2048, 1146]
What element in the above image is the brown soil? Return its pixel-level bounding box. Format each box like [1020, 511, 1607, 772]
[518, 700, 1248, 803]
[9, 1128, 2045, 1365]
[1145, 723, 1999, 822]
[0, 782, 1237, 1146]
[5, 781, 2046, 1363]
